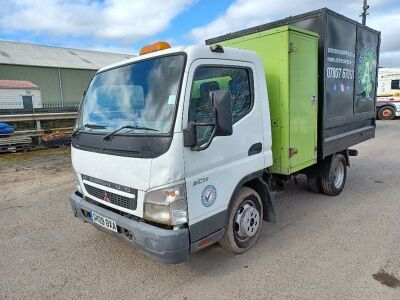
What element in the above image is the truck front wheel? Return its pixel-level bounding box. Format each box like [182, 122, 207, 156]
[378, 106, 395, 120]
[219, 187, 263, 253]
[320, 154, 347, 196]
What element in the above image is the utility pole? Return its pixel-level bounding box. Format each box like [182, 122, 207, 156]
[360, 0, 369, 25]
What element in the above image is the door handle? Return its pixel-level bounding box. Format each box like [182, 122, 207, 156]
[248, 143, 262, 156]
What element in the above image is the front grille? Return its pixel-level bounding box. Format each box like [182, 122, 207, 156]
[84, 184, 137, 210]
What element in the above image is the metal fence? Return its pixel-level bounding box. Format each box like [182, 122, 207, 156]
[0, 102, 80, 115]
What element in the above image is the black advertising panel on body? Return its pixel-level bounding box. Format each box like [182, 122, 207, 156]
[354, 27, 379, 114]
[325, 15, 356, 119]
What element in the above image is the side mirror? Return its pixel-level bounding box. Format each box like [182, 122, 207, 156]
[183, 90, 233, 150]
[211, 90, 233, 136]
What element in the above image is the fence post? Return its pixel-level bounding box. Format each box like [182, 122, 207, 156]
[36, 120, 42, 145]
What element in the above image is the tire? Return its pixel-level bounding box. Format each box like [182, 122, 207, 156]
[378, 106, 396, 120]
[307, 175, 322, 193]
[320, 154, 347, 196]
[219, 187, 263, 253]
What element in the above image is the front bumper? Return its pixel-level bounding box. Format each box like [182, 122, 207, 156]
[69, 192, 189, 264]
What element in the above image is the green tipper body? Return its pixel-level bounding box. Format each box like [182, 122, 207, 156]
[219, 25, 319, 175]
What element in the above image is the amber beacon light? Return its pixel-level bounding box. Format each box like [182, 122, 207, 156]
[139, 41, 171, 55]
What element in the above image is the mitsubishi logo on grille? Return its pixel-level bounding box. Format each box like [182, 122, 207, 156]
[103, 191, 110, 203]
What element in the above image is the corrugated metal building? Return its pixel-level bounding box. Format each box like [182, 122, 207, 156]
[0, 41, 133, 106]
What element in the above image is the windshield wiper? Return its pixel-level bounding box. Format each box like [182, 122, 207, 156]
[85, 123, 108, 129]
[72, 123, 108, 137]
[103, 125, 159, 140]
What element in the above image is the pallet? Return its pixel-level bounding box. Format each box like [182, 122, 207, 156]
[0, 136, 33, 153]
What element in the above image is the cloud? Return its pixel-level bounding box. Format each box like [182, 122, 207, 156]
[188, 0, 400, 67]
[0, 0, 194, 46]
[189, 0, 364, 43]
[368, 11, 400, 67]
[378, 51, 399, 68]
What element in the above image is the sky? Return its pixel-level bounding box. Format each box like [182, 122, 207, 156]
[0, 0, 399, 67]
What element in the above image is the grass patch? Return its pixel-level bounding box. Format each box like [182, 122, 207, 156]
[0, 147, 71, 163]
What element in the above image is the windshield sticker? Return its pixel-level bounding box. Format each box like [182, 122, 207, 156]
[168, 94, 176, 105]
[201, 185, 217, 207]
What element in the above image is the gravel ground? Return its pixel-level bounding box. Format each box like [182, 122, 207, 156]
[0, 121, 399, 299]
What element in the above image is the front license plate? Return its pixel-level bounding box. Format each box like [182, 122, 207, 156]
[91, 212, 117, 232]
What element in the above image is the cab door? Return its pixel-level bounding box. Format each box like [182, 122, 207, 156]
[182, 59, 264, 241]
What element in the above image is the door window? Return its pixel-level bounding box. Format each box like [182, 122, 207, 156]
[391, 79, 400, 90]
[188, 66, 253, 144]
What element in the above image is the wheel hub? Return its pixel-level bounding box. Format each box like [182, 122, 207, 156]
[333, 163, 344, 189]
[235, 202, 260, 240]
[383, 109, 391, 117]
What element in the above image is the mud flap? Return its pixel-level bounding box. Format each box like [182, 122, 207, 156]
[265, 189, 277, 223]
[257, 178, 276, 223]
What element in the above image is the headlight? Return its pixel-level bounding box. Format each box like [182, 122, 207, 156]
[73, 172, 83, 194]
[144, 183, 187, 226]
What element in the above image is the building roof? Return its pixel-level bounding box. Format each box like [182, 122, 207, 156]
[0, 41, 134, 70]
[0, 80, 39, 90]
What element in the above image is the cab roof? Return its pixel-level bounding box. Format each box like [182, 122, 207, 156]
[97, 45, 261, 73]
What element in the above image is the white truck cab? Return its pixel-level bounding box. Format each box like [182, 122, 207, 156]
[70, 44, 274, 263]
[70, 9, 379, 264]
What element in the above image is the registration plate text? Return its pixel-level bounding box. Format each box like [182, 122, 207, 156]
[91, 212, 117, 232]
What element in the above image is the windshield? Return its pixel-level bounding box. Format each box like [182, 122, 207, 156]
[76, 54, 185, 135]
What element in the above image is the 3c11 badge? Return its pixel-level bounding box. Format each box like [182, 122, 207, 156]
[201, 185, 217, 207]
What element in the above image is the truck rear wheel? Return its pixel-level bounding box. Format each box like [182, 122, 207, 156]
[320, 154, 347, 196]
[307, 175, 322, 193]
[378, 106, 395, 120]
[219, 187, 263, 253]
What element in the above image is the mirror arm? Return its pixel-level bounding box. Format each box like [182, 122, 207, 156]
[192, 127, 216, 151]
[191, 110, 217, 151]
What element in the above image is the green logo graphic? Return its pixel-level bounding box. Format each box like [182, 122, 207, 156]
[357, 49, 377, 99]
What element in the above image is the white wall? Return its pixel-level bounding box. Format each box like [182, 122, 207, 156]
[0, 89, 42, 109]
